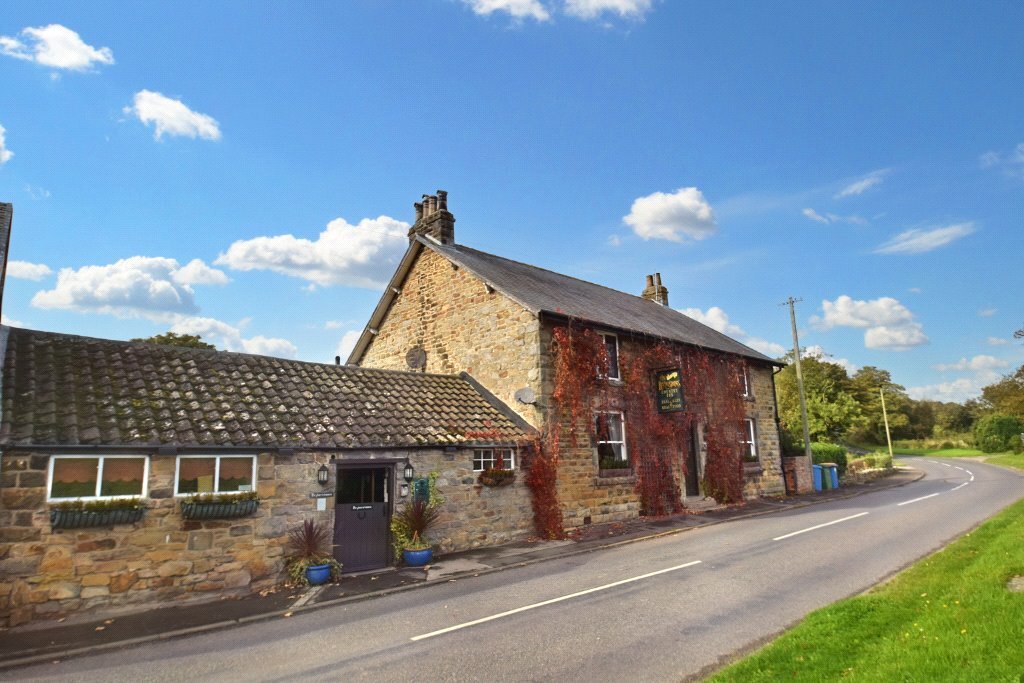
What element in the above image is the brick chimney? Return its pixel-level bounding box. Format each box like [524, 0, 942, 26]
[641, 272, 669, 306]
[408, 189, 455, 245]
[0, 203, 12, 320]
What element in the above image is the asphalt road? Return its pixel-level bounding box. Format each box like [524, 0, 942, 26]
[7, 458, 1022, 682]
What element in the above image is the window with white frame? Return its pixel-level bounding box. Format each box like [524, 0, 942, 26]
[739, 364, 752, 398]
[740, 419, 758, 462]
[174, 455, 257, 495]
[48, 455, 149, 501]
[595, 412, 628, 469]
[472, 448, 515, 472]
[601, 333, 620, 380]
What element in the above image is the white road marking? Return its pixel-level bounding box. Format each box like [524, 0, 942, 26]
[941, 463, 952, 468]
[951, 482, 970, 492]
[410, 560, 703, 641]
[954, 466, 965, 471]
[897, 492, 941, 506]
[772, 512, 869, 541]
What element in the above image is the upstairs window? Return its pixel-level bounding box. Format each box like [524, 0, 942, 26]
[48, 455, 149, 501]
[473, 448, 515, 471]
[175, 455, 256, 496]
[601, 333, 620, 380]
[595, 412, 628, 469]
[740, 419, 758, 462]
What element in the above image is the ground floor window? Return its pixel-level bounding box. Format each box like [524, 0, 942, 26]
[740, 419, 758, 462]
[175, 455, 257, 495]
[48, 455, 149, 500]
[595, 411, 628, 469]
[473, 448, 515, 471]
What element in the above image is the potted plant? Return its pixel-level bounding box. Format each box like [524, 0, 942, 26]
[396, 498, 440, 567]
[180, 491, 259, 519]
[478, 467, 516, 487]
[49, 497, 146, 529]
[598, 456, 631, 478]
[285, 518, 342, 586]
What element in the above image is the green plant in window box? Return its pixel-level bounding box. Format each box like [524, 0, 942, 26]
[49, 497, 146, 529]
[598, 456, 631, 475]
[180, 491, 260, 520]
[478, 467, 516, 487]
[285, 518, 342, 586]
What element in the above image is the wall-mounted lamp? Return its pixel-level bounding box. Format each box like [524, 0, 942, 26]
[317, 464, 330, 486]
[403, 461, 415, 483]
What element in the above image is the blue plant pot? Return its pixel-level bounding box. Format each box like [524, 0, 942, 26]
[403, 547, 433, 567]
[306, 563, 332, 585]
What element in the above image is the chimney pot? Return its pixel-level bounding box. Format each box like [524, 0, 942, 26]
[655, 272, 662, 286]
[414, 202, 424, 221]
[645, 274, 654, 287]
[437, 190, 448, 211]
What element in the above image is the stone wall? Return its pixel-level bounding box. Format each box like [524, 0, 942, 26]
[742, 364, 786, 498]
[0, 450, 333, 628]
[359, 247, 545, 428]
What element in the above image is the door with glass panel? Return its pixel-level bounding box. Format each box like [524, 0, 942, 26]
[333, 466, 390, 572]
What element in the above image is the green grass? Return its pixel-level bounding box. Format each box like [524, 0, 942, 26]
[890, 446, 986, 457]
[985, 453, 1024, 472]
[708, 498, 1024, 682]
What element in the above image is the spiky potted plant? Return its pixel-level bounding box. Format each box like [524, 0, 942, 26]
[397, 498, 440, 567]
[285, 518, 342, 586]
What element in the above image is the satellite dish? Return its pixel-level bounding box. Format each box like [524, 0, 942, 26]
[405, 346, 426, 370]
[514, 387, 537, 405]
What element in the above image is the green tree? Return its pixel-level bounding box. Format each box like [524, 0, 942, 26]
[979, 365, 1024, 420]
[934, 401, 974, 434]
[775, 355, 864, 443]
[131, 332, 216, 350]
[848, 366, 910, 444]
[973, 414, 1024, 453]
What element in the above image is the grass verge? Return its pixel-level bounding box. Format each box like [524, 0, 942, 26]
[891, 447, 986, 457]
[708, 498, 1024, 682]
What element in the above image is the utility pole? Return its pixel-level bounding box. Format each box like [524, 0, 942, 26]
[782, 297, 813, 461]
[880, 387, 894, 460]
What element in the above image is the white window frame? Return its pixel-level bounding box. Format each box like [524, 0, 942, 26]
[472, 448, 516, 472]
[600, 333, 621, 380]
[47, 454, 150, 502]
[595, 411, 628, 464]
[174, 455, 258, 497]
[741, 418, 758, 462]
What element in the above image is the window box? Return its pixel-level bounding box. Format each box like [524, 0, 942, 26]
[180, 497, 260, 519]
[478, 468, 516, 487]
[598, 467, 633, 478]
[49, 501, 146, 529]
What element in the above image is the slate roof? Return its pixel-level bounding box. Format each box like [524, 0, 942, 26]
[423, 238, 776, 363]
[0, 326, 531, 450]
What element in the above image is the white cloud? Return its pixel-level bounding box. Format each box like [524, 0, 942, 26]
[933, 355, 1009, 373]
[463, 0, 551, 20]
[6, 260, 52, 281]
[907, 378, 985, 403]
[811, 295, 929, 351]
[324, 320, 344, 330]
[908, 287, 922, 294]
[0, 123, 13, 164]
[679, 306, 787, 357]
[172, 258, 230, 286]
[24, 184, 51, 200]
[123, 90, 221, 141]
[624, 187, 716, 243]
[977, 307, 997, 318]
[979, 143, 1024, 178]
[216, 215, 410, 289]
[835, 168, 889, 198]
[607, 234, 621, 247]
[170, 316, 298, 358]
[1, 314, 24, 327]
[988, 336, 1009, 346]
[31, 256, 225, 319]
[801, 208, 867, 225]
[874, 222, 976, 255]
[0, 24, 113, 71]
[803, 345, 858, 375]
[336, 330, 362, 361]
[564, 0, 652, 19]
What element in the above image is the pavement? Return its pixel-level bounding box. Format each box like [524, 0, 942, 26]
[0, 466, 923, 670]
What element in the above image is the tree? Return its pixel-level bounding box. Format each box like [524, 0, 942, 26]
[130, 332, 216, 350]
[979, 364, 1024, 420]
[848, 366, 910, 444]
[934, 401, 975, 434]
[775, 355, 864, 443]
[973, 414, 1024, 453]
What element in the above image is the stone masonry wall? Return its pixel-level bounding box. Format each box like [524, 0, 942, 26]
[742, 364, 786, 498]
[0, 450, 334, 628]
[359, 248, 545, 428]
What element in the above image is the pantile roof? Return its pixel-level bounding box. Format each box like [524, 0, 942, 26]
[0, 326, 531, 450]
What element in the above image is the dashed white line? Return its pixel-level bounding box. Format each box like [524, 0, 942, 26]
[772, 512, 869, 541]
[411, 560, 703, 641]
[954, 466, 965, 471]
[951, 482, 969, 491]
[897, 492, 941, 506]
[941, 463, 953, 468]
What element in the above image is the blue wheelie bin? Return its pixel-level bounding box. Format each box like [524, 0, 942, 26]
[812, 464, 823, 491]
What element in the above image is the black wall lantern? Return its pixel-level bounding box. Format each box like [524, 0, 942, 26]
[317, 463, 330, 486]
[403, 461, 415, 483]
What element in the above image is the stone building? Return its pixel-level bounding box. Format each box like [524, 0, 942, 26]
[350, 191, 790, 529]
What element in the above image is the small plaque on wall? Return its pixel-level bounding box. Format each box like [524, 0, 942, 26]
[655, 368, 685, 413]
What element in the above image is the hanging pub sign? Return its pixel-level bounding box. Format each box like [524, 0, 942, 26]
[655, 368, 685, 413]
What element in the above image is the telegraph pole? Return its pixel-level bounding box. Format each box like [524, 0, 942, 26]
[880, 387, 895, 460]
[782, 297, 813, 460]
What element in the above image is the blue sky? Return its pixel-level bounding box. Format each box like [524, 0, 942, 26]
[1, 1, 1021, 403]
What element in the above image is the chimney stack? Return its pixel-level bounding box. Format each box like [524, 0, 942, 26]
[641, 272, 669, 306]
[408, 189, 455, 245]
